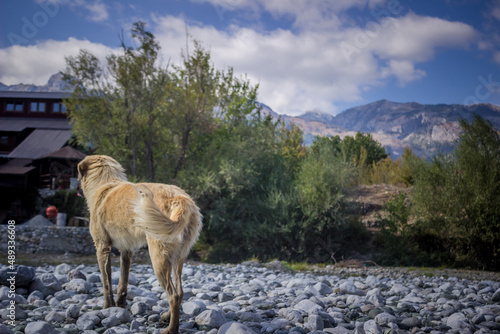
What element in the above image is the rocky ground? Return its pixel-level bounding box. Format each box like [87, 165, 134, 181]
[1, 261, 500, 334]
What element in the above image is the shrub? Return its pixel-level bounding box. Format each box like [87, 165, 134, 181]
[377, 115, 500, 270]
[374, 192, 453, 267]
[45, 190, 88, 223]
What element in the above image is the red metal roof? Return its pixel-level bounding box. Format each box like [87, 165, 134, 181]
[39, 145, 86, 160]
[8, 129, 72, 159]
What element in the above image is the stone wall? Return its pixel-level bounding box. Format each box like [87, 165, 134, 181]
[0, 225, 95, 255]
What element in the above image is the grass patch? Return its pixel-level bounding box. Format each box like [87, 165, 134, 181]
[281, 261, 309, 272]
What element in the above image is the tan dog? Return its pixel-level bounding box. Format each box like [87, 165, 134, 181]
[77, 155, 202, 334]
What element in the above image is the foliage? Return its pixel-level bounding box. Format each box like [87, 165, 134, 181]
[341, 132, 388, 165]
[63, 23, 258, 183]
[63, 22, 169, 180]
[45, 190, 88, 222]
[374, 192, 452, 267]
[311, 132, 388, 167]
[311, 132, 391, 185]
[367, 148, 417, 186]
[376, 115, 500, 270]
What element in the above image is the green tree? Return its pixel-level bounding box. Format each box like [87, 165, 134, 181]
[63, 23, 259, 184]
[341, 132, 388, 166]
[64, 22, 169, 180]
[408, 115, 500, 269]
[166, 42, 260, 181]
[182, 119, 291, 262]
[453, 116, 500, 268]
[277, 120, 306, 173]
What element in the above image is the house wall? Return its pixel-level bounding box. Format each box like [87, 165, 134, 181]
[0, 97, 68, 119]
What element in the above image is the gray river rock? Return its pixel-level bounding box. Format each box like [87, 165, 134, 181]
[0, 262, 499, 334]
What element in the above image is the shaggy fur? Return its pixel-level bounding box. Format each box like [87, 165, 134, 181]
[78, 155, 202, 334]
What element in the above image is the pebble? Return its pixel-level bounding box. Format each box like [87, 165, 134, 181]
[28, 273, 62, 297]
[219, 321, 258, 334]
[195, 309, 228, 329]
[25, 321, 61, 334]
[1, 262, 499, 334]
[65, 278, 92, 294]
[0, 265, 36, 287]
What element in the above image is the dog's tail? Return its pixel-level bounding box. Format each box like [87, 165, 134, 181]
[132, 185, 196, 241]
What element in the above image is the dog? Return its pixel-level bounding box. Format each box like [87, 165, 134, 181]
[77, 155, 202, 334]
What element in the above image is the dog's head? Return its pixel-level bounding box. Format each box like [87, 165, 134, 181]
[77, 155, 127, 196]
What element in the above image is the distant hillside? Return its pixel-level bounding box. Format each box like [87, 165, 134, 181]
[279, 100, 500, 159]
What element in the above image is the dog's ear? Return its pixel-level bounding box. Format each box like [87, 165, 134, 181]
[77, 159, 90, 181]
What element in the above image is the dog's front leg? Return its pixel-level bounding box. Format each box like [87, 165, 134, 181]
[97, 244, 115, 308]
[116, 250, 132, 308]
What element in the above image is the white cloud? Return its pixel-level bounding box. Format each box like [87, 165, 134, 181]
[36, 0, 109, 22]
[191, 0, 388, 31]
[85, 2, 109, 22]
[152, 10, 478, 115]
[369, 13, 478, 62]
[153, 15, 382, 114]
[381, 60, 426, 85]
[494, 51, 500, 64]
[0, 38, 114, 85]
[0, 1, 480, 116]
[492, 1, 500, 21]
[73, 0, 109, 22]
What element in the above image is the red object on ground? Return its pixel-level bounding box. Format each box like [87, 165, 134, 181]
[46, 206, 58, 219]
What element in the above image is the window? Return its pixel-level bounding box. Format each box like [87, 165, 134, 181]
[31, 102, 46, 112]
[53, 102, 67, 113]
[6, 102, 23, 112]
[0, 136, 8, 145]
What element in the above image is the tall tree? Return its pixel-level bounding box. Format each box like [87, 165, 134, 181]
[63, 21, 168, 180]
[167, 41, 260, 181]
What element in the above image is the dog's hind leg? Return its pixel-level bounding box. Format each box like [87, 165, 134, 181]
[96, 244, 115, 308]
[116, 250, 132, 308]
[148, 239, 182, 334]
[160, 258, 185, 325]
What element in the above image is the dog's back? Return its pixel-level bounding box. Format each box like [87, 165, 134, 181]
[93, 182, 202, 254]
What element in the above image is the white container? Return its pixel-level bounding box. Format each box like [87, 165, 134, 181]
[70, 178, 78, 190]
[57, 213, 67, 226]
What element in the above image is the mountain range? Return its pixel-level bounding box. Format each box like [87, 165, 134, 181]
[2, 74, 500, 159]
[0, 73, 70, 92]
[263, 100, 500, 159]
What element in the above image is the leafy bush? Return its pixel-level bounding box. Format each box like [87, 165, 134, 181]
[181, 120, 369, 263]
[376, 116, 500, 270]
[368, 148, 416, 186]
[374, 192, 452, 267]
[45, 190, 88, 223]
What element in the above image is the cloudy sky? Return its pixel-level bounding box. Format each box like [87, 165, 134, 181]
[1, 0, 499, 115]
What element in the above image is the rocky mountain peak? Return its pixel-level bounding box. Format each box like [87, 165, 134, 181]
[0, 72, 71, 92]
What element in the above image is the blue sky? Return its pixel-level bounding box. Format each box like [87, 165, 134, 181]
[1, 0, 499, 115]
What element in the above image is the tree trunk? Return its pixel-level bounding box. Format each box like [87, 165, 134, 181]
[145, 111, 155, 181]
[172, 123, 191, 181]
